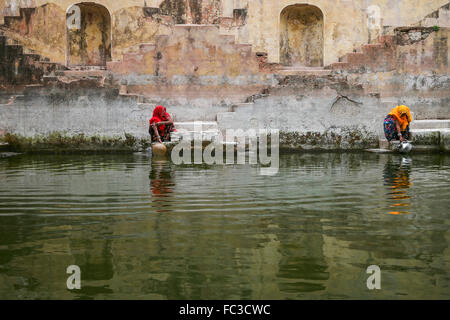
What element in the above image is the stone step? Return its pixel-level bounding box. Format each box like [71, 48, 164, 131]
[232, 103, 254, 112]
[379, 138, 390, 149]
[379, 126, 450, 152]
[410, 120, 450, 129]
[325, 62, 350, 71]
[277, 66, 332, 76]
[342, 52, 366, 64]
[377, 35, 396, 47]
[174, 122, 219, 132]
[362, 44, 383, 55]
[419, 3, 450, 27]
[56, 70, 107, 78]
[171, 130, 220, 142]
[410, 129, 445, 152]
[40, 62, 66, 74]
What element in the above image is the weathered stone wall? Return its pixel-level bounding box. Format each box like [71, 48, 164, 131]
[0, 3, 66, 64]
[0, 1, 448, 152]
[159, 0, 221, 24]
[112, 6, 171, 59]
[396, 27, 449, 75]
[0, 0, 36, 23]
[247, 0, 449, 65]
[1, 0, 448, 66]
[108, 25, 260, 80]
[1, 66, 448, 151]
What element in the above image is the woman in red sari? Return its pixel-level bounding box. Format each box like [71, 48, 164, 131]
[149, 106, 176, 143]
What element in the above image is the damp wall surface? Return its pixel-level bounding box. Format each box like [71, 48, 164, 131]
[1, 69, 449, 152]
[0, 2, 449, 152]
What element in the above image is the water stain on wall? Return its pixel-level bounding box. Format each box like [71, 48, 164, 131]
[159, 0, 220, 24]
[280, 4, 324, 67]
[67, 3, 111, 67]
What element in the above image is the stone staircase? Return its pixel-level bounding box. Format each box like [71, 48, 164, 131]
[107, 24, 258, 80]
[276, 66, 332, 76]
[0, 32, 65, 84]
[325, 35, 397, 73]
[410, 120, 450, 152]
[414, 2, 450, 28]
[326, 3, 450, 73]
[1, 6, 36, 28]
[0, 31, 67, 106]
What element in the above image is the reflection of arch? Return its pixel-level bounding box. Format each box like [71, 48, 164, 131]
[280, 4, 324, 67]
[66, 2, 112, 67]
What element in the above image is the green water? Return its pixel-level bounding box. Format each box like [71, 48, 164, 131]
[0, 152, 449, 299]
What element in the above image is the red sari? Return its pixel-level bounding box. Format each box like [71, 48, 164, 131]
[149, 106, 176, 142]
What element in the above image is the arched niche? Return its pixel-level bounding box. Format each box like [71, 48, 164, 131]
[280, 4, 324, 67]
[66, 2, 112, 67]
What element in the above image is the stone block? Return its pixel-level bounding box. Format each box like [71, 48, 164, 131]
[410, 129, 441, 151]
[440, 129, 450, 152]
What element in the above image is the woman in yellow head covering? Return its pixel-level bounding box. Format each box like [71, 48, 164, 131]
[384, 105, 413, 142]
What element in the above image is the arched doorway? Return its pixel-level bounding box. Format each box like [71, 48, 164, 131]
[66, 2, 111, 67]
[280, 4, 324, 67]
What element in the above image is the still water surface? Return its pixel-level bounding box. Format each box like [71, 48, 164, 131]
[0, 152, 449, 299]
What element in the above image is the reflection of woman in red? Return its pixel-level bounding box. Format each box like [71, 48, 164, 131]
[149, 106, 176, 143]
[150, 160, 173, 198]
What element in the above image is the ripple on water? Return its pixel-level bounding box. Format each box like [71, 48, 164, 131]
[0, 153, 449, 299]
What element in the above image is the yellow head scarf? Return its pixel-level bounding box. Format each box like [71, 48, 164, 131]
[389, 105, 412, 131]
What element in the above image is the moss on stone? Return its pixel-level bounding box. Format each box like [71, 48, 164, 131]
[279, 127, 378, 151]
[1, 132, 150, 153]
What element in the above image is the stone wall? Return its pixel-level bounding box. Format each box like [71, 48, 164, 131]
[1, 0, 448, 66]
[0, 1, 449, 152]
[0, 3, 66, 64]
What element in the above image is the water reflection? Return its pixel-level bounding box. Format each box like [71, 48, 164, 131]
[1, 153, 450, 299]
[383, 156, 412, 215]
[149, 159, 174, 198]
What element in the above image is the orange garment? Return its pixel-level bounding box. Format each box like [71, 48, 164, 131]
[388, 105, 412, 131]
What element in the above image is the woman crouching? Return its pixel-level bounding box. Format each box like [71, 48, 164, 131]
[149, 106, 176, 143]
[384, 105, 413, 142]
